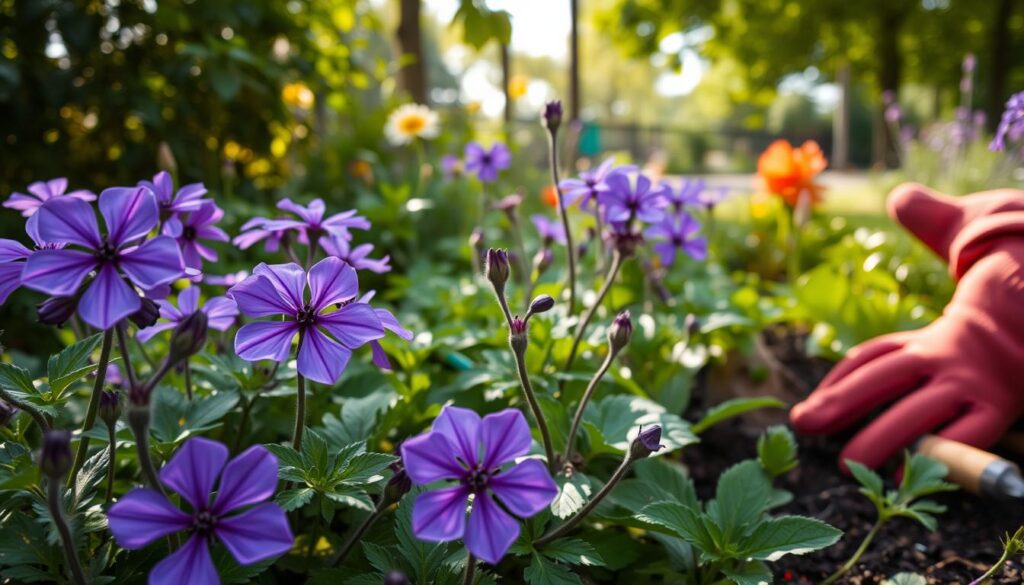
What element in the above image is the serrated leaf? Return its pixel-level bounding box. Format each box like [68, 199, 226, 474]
[212, 546, 278, 583]
[757, 425, 798, 478]
[394, 495, 454, 584]
[899, 453, 957, 500]
[637, 502, 719, 557]
[0, 362, 35, 395]
[550, 473, 591, 519]
[524, 554, 582, 585]
[738, 516, 842, 560]
[722, 560, 772, 585]
[538, 538, 605, 567]
[846, 459, 884, 498]
[149, 386, 239, 444]
[275, 487, 316, 511]
[73, 447, 109, 504]
[584, 395, 698, 454]
[47, 333, 102, 396]
[692, 397, 786, 434]
[334, 452, 398, 486]
[632, 457, 699, 509]
[362, 541, 397, 574]
[710, 460, 772, 543]
[321, 391, 394, 445]
[325, 485, 374, 511]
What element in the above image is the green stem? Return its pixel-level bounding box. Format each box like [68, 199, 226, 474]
[0, 387, 50, 431]
[293, 373, 306, 451]
[184, 360, 193, 401]
[331, 499, 386, 567]
[48, 479, 87, 585]
[105, 424, 116, 505]
[970, 549, 1012, 585]
[821, 520, 884, 585]
[564, 250, 623, 373]
[68, 329, 114, 486]
[231, 396, 257, 455]
[563, 348, 618, 464]
[535, 452, 634, 546]
[115, 324, 136, 390]
[463, 552, 476, 585]
[547, 128, 577, 316]
[134, 336, 157, 369]
[512, 346, 556, 473]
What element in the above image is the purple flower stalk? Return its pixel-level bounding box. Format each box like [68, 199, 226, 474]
[320, 236, 391, 273]
[401, 406, 558, 564]
[531, 214, 567, 246]
[464, 142, 511, 183]
[3, 178, 95, 218]
[20, 187, 184, 329]
[233, 198, 370, 249]
[991, 91, 1024, 152]
[164, 202, 229, 270]
[228, 257, 385, 384]
[559, 157, 636, 209]
[139, 171, 210, 216]
[137, 286, 238, 343]
[107, 438, 294, 585]
[644, 213, 708, 266]
[600, 174, 668, 224]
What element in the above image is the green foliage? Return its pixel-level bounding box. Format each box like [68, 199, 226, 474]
[692, 397, 786, 434]
[883, 574, 927, 585]
[757, 425, 798, 478]
[847, 452, 957, 531]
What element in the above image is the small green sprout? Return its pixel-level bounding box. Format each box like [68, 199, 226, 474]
[969, 525, 1024, 585]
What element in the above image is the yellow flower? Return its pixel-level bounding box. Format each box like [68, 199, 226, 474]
[508, 75, 528, 100]
[282, 82, 314, 110]
[385, 103, 440, 146]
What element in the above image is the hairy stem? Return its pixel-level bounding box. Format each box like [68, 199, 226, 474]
[68, 329, 114, 486]
[513, 346, 556, 473]
[563, 347, 618, 464]
[547, 128, 576, 316]
[535, 453, 634, 546]
[105, 424, 116, 505]
[48, 479, 87, 585]
[115, 324, 136, 390]
[564, 250, 623, 373]
[463, 552, 476, 585]
[183, 360, 193, 401]
[822, 521, 884, 585]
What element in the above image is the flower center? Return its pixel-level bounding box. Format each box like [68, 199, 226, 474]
[96, 238, 117, 261]
[399, 116, 426, 134]
[481, 154, 492, 165]
[463, 464, 491, 493]
[296, 303, 317, 327]
[193, 511, 216, 535]
[672, 235, 684, 246]
[183, 225, 197, 241]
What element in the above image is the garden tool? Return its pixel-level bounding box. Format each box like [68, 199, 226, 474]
[916, 434, 1024, 500]
[791, 183, 1024, 471]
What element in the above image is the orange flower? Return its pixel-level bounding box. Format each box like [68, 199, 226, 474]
[542, 184, 559, 208]
[756, 139, 827, 207]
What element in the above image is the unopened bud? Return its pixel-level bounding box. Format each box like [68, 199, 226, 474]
[384, 571, 409, 585]
[608, 311, 632, 352]
[99, 390, 121, 428]
[37, 296, 77, 327]
[0, 400, 16, 427]
[527, 295, 554, 318]
[130, 297, 161, 328]
[40, 430, 73, 479]
[509, 317, 528, 355]
[630, 425, 664, 460]
[684, 314, 700, 337]
[169, 311, 208, 363]
[382, 466, 412, 506]
[542, 100, 563, 132]
[485, 248, 510, 289]
[533, 247, 554, 276]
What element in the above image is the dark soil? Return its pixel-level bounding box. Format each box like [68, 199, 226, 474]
[683, 327, 1024, 584]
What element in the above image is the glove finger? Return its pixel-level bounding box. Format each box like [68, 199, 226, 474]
[790, 350, 929, 435]
[935, 402, 1010, 449]
[817, 331, 913, 389]
[838, 379, 963, 471]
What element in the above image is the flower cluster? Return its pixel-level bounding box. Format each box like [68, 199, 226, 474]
[757, 139, 827, 207]
[991, 91, 1024, 152]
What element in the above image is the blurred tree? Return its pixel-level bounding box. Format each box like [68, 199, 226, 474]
[396, 0, 427, 102]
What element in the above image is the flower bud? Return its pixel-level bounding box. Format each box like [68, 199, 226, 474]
[384, 571, 409, 585]
[99, 390, 121, 428]
[129, 297, 161, 328]
[527, 295, 554, 318]
[0, 400, 16, 427]
[157, 141, 178, 174]
[509, 317, 528, 355]
[485, 248, 510, 289]
[39, 430, 73, 479]
[630, 425, 664, 460]
[533, 247, 554, 276]
[684, 313, 700, 338]
[382, 466, 412, 507]
[37, 296, 77, 327]
[169, 310, 208, 363]
[608, 311, 632, 352]
[542, 100, 563, 132]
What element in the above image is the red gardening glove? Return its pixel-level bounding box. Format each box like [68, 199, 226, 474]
[790, 183, 1024, 470]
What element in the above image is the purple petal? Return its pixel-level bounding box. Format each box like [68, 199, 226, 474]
[177, 286, 200, 315]
[149, 534, 217, 585]
[0, 263, 24, 304]
[202, 296, 239, 331]
[215, 502, 294, 564]
[106, 488, 191, 549]
[307, 257, 358, 310]
[99, 187, 158, 246]
[144, 171, 173, 203]
[119, 236, 184, 289]
[79, 263, 141, 330]
[0, 239, 31, 262]
[159, 437, 228, 511]
[400, 431, 465, 484]
[136, 321, 177, 343]
[412, 486, 469, 542]
[465, 492, 519, 565]
[4, 192, 43, 215]
[653, 242, 677, 267]
[432, 406, 481, 467]
[317, 303, 384, 349]
[489, 459, 558, 517]
[163, 216, 184, 238]
[235, 321, 298, 362]
[227, 271, 297, 317]
[375, 307, 413, 340]
[297, 329, 351, 384]
[277, 197, 325, 225]
[683, 237, 708, 261]
[370, 341, 391, 370]
[20, 249, 97, 296]
[36, 197, 101, 249]
[212, 445, 279, 515]
[479, 409, 532, 470]
[253, 263, 306, 310]
[232, 228, 273, 250]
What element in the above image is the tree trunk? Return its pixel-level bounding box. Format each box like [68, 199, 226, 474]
[986, 0, 1014, 133]
[501, 43, 512, 126]
[832, 61, 850, 170]
[569, 0, 581, 121]
[396, 0, 427, 103]
[873, 7, 905, 168]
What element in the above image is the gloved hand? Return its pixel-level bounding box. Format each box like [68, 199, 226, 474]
[790, 183, 1024, 470]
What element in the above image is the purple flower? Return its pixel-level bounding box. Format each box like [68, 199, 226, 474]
[441, 155, 463, 179]
[644, 213, 707, 266]
[400, 406, 558, 564]
[531, 214, 567, 246]
[320, 236, 391, 274]
[107, 438, 293, 585]
[138, 286, 239, 343]
[228, 257, 385, 385]
[138, 171, 209, 216]
[698, 186, 730, 210]
[559, 157, 636, 208]
[164, 202, 229, 270]
[991, 91, 1024, 152]
[20, 187, 184, 330]
[600, 174, 668, 224]
[3, 178, 95, 218]
[0, 217, 57, 304]
[204, 270, 249, 288]
[232, 216, 285, 252]
[661, 178, 705, 213]
[355, 291, 414, 371]
[234, 199, 370, 250]
[464, 142, 511, 183]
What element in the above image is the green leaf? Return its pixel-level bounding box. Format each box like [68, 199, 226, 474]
[550, 473, 592, 519]
[325, 485, 374, 511]
[585, 395, 698, 454]
[637, 502, 719, 557]
[709, 460, 772, 543]
[321, 391, 395, 445]
[633, 457, 699, 509]
[394, 496, 454, 584]
[899, 453, 957, 500]
[757, 425, 798, 477]
[738, 516, 842, 561]
[0, 362, 35, 395]
[883, 573, 927, 585]
[275, 487, 315, 511]
[692, 397, 786, 434]
[523, 554, 581, 585]
[722, 560, 772, 585]
[361, 541, 397, 574]
[149, 386, 239, 443]
[212, 546, 277, 583]
[538, 538, 605, 567]
[334, 452, 398, 486]
[46, 333, 102, 396]
[846, 459, 884, 498]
